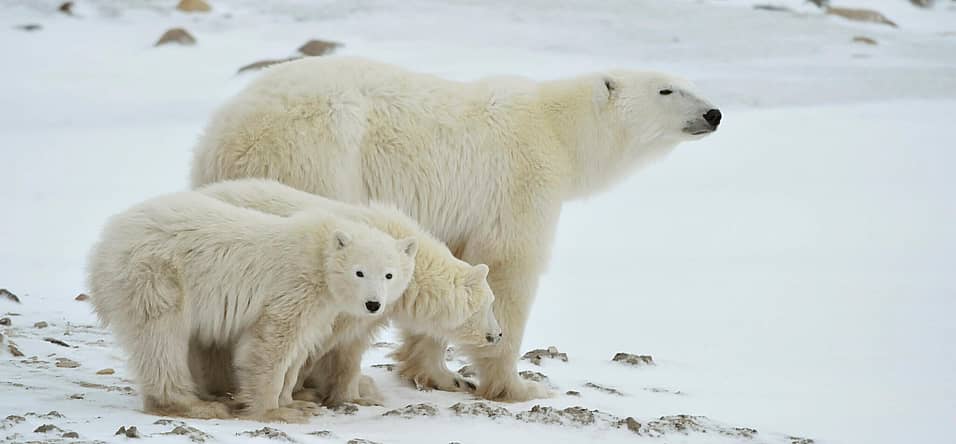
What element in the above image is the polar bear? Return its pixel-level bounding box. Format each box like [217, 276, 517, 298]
[195, 178, 501, 406]
[87, 191, 417, 422]
[190, 56, 721, 402]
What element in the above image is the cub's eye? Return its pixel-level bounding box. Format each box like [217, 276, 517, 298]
[356, 271, 364, 278]
[659, 89, 673, 96]
[385, 273, 393, 280]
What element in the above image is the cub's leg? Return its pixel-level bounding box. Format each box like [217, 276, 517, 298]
[392, 333, 476, 393]
[279, 353, 319, 414]
[233, 315, 308, 424]
[305, 337, 383, 406]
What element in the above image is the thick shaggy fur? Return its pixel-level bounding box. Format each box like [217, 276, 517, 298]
[190, 56, 719, 401]
[196, 179, 501, 405]
[87, 192, 416, 422]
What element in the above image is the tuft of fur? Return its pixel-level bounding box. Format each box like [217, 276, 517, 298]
[87, 191, 415, 421]
[190, 57, 718, 401]
[197, 179, 499, 402]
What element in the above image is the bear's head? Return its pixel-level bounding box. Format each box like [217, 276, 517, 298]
[325, 222, 418, 317]
[597, 70, 720, 144]
[406, 260, 501, 348]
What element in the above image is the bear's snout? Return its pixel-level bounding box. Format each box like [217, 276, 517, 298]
[704, 109, 722, 128]
[365, 300, 381, 313]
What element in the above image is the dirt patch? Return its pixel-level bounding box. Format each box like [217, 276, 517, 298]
[298, 39, 342, 56]
[155, 28, 196, 46]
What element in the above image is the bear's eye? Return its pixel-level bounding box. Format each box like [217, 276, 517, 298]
[356, 271, 364, 278]
[659, 89, 673, 96]
[385, 273, 393, 280]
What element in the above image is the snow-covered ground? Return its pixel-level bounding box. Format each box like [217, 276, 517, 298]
[2, 1, 955, 443]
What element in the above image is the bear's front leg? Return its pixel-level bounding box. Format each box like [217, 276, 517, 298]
[234, 319, 310, 424]
[303, 337, 384, 407]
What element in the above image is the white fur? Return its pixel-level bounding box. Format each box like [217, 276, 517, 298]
[195, 179, 501, 404]
[86, 191, 415, 422]
[190, 56, 719, 401]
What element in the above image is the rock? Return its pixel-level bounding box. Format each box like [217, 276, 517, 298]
[808, 0, 828, 7]
[516, 405, 603, 426]
[96, 368, 115, 375]
[346, 440, 381, 444]
[34, 321, 48, 328]
[565, 390, 580, 396]
[28, 411, 64, 419]
[616, 416, 642, 433]
[7, 342, 24, 357]
[161, 425, 212, 443]
[55, 357, 80, 368]
[789, 437, 815, 444]
[370, 363, 395, 372]
[58, 2, 74, 15]
[237, 57, 300, 74]
[1, 415, 25, 430]
[115, 426, 142, 438]
[910, 0, 933, 7]
[0, 317, 10, 326]
[521, 346, 568, 365]
[852, 36, 877, 45]
[753, 4, 793, 12]
[35, 424, 63, 433]
[584, 382, 623, 396]
[449, 402, 512, 419]
[307, 430, 336, 438]
[612, 352, 654, 366]
[519, 370, 549, 383]
[155, 28, 196, 46]
[62, 431, 80, 438]
[176, 0, 211, 13]
[0, 289, 19, 303]
[297, 39, 342, 57]
[14, 24, 42, 32]
[826, 7, 897, 27]
[238, 427, 296, 442]
[44, 337, 72, 347]
[69, 393, 84, 399]
[642, 415, 758, 438]
[382, 403, 439, 418]
[331, 403, 358, 415]
[74, 293, 89, 301]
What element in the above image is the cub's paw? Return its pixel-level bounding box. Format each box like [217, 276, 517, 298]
[284, 400, 321, 415]
[409, 369, 476, 393]
[292, 388, 322, 403]
[247, 407, 310, 424]
[478, 377, 552, 403]
[182, 400, 233, 419]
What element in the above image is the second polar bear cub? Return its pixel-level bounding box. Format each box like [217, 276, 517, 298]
[87, 192, 417, 423]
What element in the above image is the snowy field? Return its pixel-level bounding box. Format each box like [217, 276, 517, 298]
[1, 0, 955, 443]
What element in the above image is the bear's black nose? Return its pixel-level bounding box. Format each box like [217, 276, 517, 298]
[365, 301, 381, 313]
[704, 109, 722, 127]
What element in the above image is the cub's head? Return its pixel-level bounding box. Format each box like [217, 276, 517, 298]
[325, 223, 417, 317]
[425, 262, 501, 348]
[597, 70, 721, 143]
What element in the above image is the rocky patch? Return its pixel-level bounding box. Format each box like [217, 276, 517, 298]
[160, 425, 212, 443]
[238, 427, 295, 442]
[612, 352, 654, 366]
[114, 426, 141, 438]
[383, 403, 439, 418]
[55, 357, 80, 368]
[449, 402, 512, 419]
[521, 346, 568, 365]
[584, 382, 623, 396]
[0, 289, 20, 303]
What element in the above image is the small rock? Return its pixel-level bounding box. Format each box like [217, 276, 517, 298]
[910, 0, 933, 7]
[852, 36, 877, 45]
[521, 346, 568, 365]
[584, 382, 623, 396]
[14, 24, 42, 32]
[58, 2, 73, 15]
[1, 415, 26, 430]
[237, 427, 295, 442]
[161, 425, 212, 443]
[69, 393, 85, 399]
[29, 411, 64, 419]
[176, 0, 211, 12]
[612, 353, 654, 366]
[753, 4, 792, 12]
[114, 425, 141, 438]
[449, 402, 512, 419]
[297, 39, 342, 57]
[616, 416, 642, 433]
[34, 321, 49, 328]
[153, 419, 185, 426]
[346, 440, 381, 444]
[789, 437, 815, 444]
[55, 357, 81, 368]
[96, 368, 115, 375]
[370, 363, 395, 372]
[307, 430, 336, 438]
[8, 343, 24, 357]
[237, 57, 300, 74]
[74, 293, 89, 301]
[826, 7, 897, 27]
[0, 289, 20, 303]
[155, 28, 196, 46]
[519, 370, 549, 383]
[34, 424, 63, 434]
[0, 317, 10, 326]
[44, 337, 71, 347]
[516, 405, 598, 426]
[382, 403, 439, 418]
[62, 431, 80, 438]
[565, 390, 580, 396]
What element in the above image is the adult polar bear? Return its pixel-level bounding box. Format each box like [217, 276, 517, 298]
[191, 56, 721, 402]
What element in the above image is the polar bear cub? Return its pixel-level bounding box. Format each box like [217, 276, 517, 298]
[196, 179, 501, 404]
[87, 192, 416, 422]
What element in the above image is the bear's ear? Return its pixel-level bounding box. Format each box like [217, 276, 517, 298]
[603, 77, 617, 97]
[333, 230, 352, 250]
[594, 76, 616, 106]
[469, 264, 490, 284]
[397, 236, 418, 258]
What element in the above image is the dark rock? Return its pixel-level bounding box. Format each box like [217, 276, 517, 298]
[584, 382, 623, 396]
[0, 289, 19, 303]
[298, 39, 342, 56]
[62, 431, 80, 438]
[58, 2, 74, 15]
[565, 390, 580, 396]
[35, 424, 63, 433]
[44, 337, 72, 347]
[237, 427, 296, 442]
[0, 318, 10, 326]
[617, 416, 642, 433]
[8, 343, 24, 357]
[15, 24, 42, 32]
[612, 353, 654, 366]
[382, 403, 438, 418]
[34, 321, 48, 328]
[521, 346, 568, 365]
[114, 426, 141, 438]
[155, 28, 196, 46]
[74, 293, 90, 301]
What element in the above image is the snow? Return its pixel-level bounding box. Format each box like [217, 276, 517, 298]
[1, 0, 955, 443]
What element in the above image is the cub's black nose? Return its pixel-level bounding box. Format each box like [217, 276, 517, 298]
[704, 109, 722, 127]
[365, 301, 381, 313]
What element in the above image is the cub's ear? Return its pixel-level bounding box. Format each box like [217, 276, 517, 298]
[333, 230, 352, 250]
[470, 264, 490, 283]
[397, 237, 418, 258]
